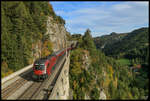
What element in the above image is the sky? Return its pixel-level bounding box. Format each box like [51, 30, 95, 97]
[50, 1, 149, 37]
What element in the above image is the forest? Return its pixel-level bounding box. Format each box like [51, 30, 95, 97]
[1, 1, 149, 100]
[69, 28, 149, 99]
[1, 1, 65, 77]
[94, 27, 149, 64]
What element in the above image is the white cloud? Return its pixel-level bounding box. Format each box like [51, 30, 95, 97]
[113, 4, 131, 11]
[55, 10, 65, 16]
[134, 2, 149, 6]
[51, 2, 149, 37]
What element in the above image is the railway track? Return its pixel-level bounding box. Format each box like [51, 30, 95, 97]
[2, 71, 33, 100]
[18, 81, 43, 100]
[2, 78, 28, 99]
[18, 53, 67, 100]
[2, 52, 68, 100]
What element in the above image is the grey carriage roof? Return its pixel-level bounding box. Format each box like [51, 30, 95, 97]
[34, 48, 66, 65]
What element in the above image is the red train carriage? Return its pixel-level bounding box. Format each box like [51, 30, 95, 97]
[32, 47, 72, 81]
[32, 58, 51, 80]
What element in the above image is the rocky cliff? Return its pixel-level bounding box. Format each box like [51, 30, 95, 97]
[32, 3, 69, 60]
[46, 16, 67, 52]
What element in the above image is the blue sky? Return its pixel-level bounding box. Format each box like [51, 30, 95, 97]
[50, 1, 149, 37]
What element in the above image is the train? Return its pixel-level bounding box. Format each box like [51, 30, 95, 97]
[32, 46, 73, 81]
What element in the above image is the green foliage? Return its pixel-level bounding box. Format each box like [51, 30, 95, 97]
[1, 61, 13, 77]
[90, 87, 99, 99]
[55, 15, 65, 25]
[69, 48, 90, 99]
[94, 32, 127, 50]
[70, 28, 113, 99]
[69, 36, 102, 99]
[117, 58, 131, 66]
[1, 1, 57, 77]
[94, 27, 149, 65]
[82, 29, 97, 56]
[69, 27, 149, 100]
[41, 40, 53, 58]
[131, 87, 140, 99]
[108, 81, 116, 99]
[92, 27, 149, 99]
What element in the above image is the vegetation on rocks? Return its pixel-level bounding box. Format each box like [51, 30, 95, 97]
[69, 28, 149, 100]
[1, 1, 148, 100]
[1, 1, 65, 77]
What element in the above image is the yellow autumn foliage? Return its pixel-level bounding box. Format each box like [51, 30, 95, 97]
[80, 77, 84, 83]
[103, 73, 111, 88]
[107, 65, 113, 74]
[2, 61, 8, 72]
[39, 33, 43, 40]
[1, 61, 14, 78]
[71, 65, 82, 75]
[48, 3, 54, 11]
[28, 58, 33, 64]
[107, 65, 114, 80]
[5, 69, 13, 77]
[82, 50, 89, 55]
[127, 91, 133, 99]
[41, 48, 51, 57]
[104, 78, 111, 88]
[92, 57, 98, 63]
[41, 40, 53, 57]
[81, 86, 85, 92]
[40, 12, 44, 16]
[113, 77, 118, 88]
[73, 80, 77, 89]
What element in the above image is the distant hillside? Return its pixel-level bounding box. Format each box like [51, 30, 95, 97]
[94, 32, 127, 49]
[69, 28, 149, 100]
[94, 27, 149, 63]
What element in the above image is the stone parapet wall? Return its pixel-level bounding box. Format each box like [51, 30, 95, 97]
[49, 52, 70, 99]
[2, 64, 33, 85]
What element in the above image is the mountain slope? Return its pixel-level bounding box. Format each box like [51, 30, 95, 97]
[69, 28, 149, 100]
[1, 1, 68, 77]
[94, 27, 149, 62]
[94, 32, 127, 49]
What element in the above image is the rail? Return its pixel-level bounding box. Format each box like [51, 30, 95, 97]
[2, 64, 33, 84]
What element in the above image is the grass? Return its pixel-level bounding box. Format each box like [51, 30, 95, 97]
[117, 58, 131, 66]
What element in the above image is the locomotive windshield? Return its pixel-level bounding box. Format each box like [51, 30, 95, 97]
[34, 64, 45, 70]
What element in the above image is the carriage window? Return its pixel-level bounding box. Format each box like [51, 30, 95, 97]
[35, 64, 45, 70]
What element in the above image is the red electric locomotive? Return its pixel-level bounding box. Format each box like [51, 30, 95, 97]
[32, 47, 71, 81]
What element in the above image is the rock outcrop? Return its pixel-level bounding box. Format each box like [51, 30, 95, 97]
[32, 15, 69, 59]
[99, 90, 106, 100]
[46, 16, 67, 52]
[81, 50, 91, 70]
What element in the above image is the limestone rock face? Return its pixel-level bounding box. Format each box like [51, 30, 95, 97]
[32, 16, 68, 60]
[81, 50, 91, 70]
[84, 93, 90, 100]
[46, 16, 67, 52]
[99, 90, 106, 100]
[32, 40, 42, 60]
